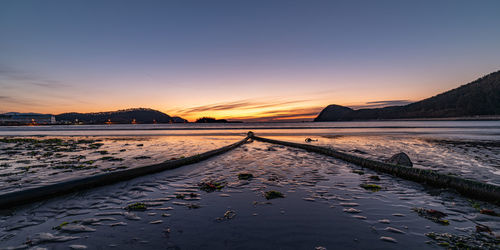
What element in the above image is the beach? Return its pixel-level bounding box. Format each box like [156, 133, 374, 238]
[0, 121, 499, 249]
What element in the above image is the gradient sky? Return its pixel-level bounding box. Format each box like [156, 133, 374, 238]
[1, 0, 500, 121]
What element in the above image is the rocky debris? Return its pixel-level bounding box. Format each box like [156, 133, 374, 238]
[385, 152, 413, 167]
[378, 219, 390, 224]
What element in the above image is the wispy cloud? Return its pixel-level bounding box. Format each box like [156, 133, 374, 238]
[168, 98, 322, 122]
[172, 98, 313, 116]
[229, 106, 324, 122]
[0, 65, 67, 89]
[175, 100, 257, 114]
[349, 100, 413, 109]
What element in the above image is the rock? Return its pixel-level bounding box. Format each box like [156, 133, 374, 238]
[110, 222, 127, 227]
[69, 245, 88, 249]
[385, 227, 405, 234]
[385, 152, 413, 167]
[378, 219, 391, 224]
[380, 236, 398, 243]
[124, 212, 141, 220]
[343, 208, 361, 213]
[352, 215, 367, 220]
[59, 224, 96, 233]
[339, 202, 359, 207]
[32, 233, 80, 244]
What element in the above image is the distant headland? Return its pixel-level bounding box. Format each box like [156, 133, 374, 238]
[315, 70, 500, 121]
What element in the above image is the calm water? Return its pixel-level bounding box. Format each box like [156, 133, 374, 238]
[0, 121, 499, 249]
[1, 121, 499, 139]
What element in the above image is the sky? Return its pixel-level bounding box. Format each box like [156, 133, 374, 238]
[1, 0, 500, 122]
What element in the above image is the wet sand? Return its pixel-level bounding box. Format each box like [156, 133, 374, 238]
[0, 140, 499, 249]
[0, 136, 240, 194]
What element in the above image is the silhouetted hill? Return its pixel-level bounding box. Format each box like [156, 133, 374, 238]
[56, 108, 186, 124]
[315, 70, 500, 121]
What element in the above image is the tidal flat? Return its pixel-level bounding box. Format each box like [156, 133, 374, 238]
[0, 122, 499, 249]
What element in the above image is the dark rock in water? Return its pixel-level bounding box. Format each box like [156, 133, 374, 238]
[305, 138, 318, 142]
[385, 152, 413, 167]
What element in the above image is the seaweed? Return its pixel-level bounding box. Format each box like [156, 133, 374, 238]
[187, 203, 200, 209]
[88, 143, 104, 149]
[265, 190, 285, 200]
[198, 181, 225, 192]
[52, 221, 70, 230]
[352, 170, 364, 175]
[125, 202, 147, 211]
[359, 184, 381, 191]
[369, 175, 380, 181]
[134, 156, 151, 160]
[238, 173, 253, 180]
[99, 156, 124, 162]
[468, 199, 481, 210]
[413, 208, 449, 225]
[479, 209, 498, 216]
[425, 231, 498, 249]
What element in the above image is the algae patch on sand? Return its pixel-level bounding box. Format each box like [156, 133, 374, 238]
[265, 190, 285, 200]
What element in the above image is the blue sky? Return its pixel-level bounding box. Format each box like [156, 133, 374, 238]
[1, 0, 499, 121]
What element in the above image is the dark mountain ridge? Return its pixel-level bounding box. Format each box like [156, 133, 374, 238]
[56, 108, 187, 124]
[315, 70, 500, 121]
